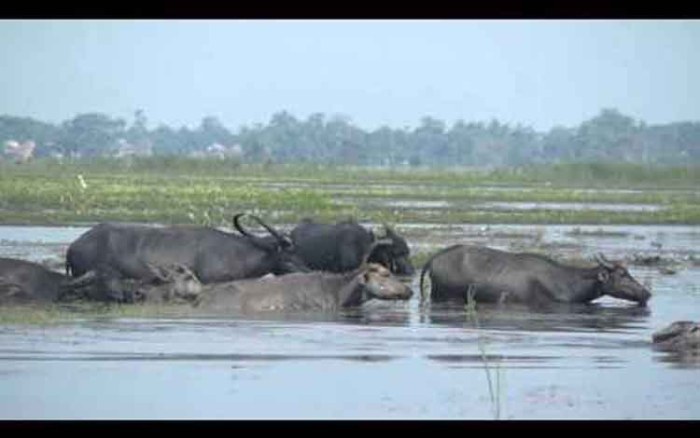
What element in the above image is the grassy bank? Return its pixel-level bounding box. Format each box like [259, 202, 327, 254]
[1, 159, 698, 226]
[0, 301, 206, 325]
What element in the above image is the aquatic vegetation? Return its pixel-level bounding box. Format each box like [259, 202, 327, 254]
[464, 286, 504, 420]
[0, 160, 698, 226]
[0, 301, 200, 325]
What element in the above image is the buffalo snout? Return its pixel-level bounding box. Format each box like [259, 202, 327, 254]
[637, 289, 652, 307]
[363, 264, 413, 301]
[603, 267, 652, 306]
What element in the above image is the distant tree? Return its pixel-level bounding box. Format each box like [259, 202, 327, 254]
[367, 126, 399, 166]
[264, 111, 301, 162]
[325, 114, 358, 164]
[447, 120, 476, 166]
[505, 125, 540, 166]
[125, 109, 152, 155]
[575, 108, 639, 161]
[151, 124, 182, 155]
[59, 113, 126, 157]
[2, 107, 699, 166]
[187, 116, 236, 156]
[413, 116, 447, 166]
[542, 126, 576, 163]
[300, 113, 326, 161]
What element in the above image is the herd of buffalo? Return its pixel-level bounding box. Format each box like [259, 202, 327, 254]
[0, 213, 697, 352]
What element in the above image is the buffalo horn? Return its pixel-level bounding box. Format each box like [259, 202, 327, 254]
[595, 253, 616, 269]
[247, 215, 294, 248]
[65, 270, 98, 287]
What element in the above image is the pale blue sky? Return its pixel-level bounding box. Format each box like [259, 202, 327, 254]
[1, 19, 698, 131]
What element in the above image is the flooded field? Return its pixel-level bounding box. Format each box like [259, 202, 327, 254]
[1, 224, 700, 419]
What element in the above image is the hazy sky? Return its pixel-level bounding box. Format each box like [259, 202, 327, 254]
[1, 19, 698, 132]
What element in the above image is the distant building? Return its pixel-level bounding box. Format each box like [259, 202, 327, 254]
[189, 143, 243, 160]
[114, 138, 153, 158]
[3, 139, 36, 163]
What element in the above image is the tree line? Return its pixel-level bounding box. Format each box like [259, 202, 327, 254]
[1, 108, 698, 166]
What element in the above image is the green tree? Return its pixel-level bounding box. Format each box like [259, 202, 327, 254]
[59, 113, 126, 157]
[413, 116, 447, 166]
[575, 108, 639, 161]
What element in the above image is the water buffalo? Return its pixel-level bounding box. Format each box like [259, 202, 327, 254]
[56, 262, 203, 304]
[0, 257, 69, 304]
[420, 245, 651, 306]
[288, 218, 415, 276]
[190, 262, 413, 313]
[66, 214, 310, 284]
[652, 321, 700, 353]
[0, 257, 131, 304]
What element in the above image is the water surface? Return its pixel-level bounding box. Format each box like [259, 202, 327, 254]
[0, 225, 698, 419]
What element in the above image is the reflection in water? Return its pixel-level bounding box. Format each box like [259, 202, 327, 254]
[0, 351, 397, 363]
[426, 353, 559, 365]
[654, 350, 700, 368]
[422, 301, 651, 333]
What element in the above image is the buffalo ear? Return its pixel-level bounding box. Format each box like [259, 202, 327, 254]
[597, 270, 610, 283]
[359, 271, 368, 285]
[281, 235, 294, 249]
[362, 239, 393, 266]
[595, 253, 615, 270]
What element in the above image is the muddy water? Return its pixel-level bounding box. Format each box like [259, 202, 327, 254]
[1, 225, 699, 419]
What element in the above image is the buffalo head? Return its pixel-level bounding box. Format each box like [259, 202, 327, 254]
[652, 321, 700, 353]
[595, 253, 651, 306]
[359, 263, 413, 301]
[368, 224, 415, 276]
[59, 267, 140, 303]
[138, 263, 203, 304]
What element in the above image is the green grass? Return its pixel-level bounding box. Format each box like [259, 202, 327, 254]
[464, 286, 504, 420]
[0, 304, 76, 325]
[0, 301, 203, 325]
[1, 159, 698, 226]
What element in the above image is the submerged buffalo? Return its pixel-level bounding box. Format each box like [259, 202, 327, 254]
[58, 263, 202, 304]
[420, 245, 651, 306]
[66, 214, 309, 284]
[0, 257, 135, 304]
[289, 218, 415, 275]
[652, 321, 700, 353]
[136, 262, 412, 313]
[0, 257, 70, 304]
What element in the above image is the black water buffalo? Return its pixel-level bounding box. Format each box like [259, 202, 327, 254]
[288, 218, 415, 276]
[0, 257, 69, 304]
[178, 263, 413, 313]
[420, 245, 651, 306]
[0, 257, 133, 304]
[66, 214, 310, 284]
[653, 321, 700, 353]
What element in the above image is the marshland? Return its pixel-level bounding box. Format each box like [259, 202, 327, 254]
[1, 160, 699, 419]
[3, 18, 700, 421]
